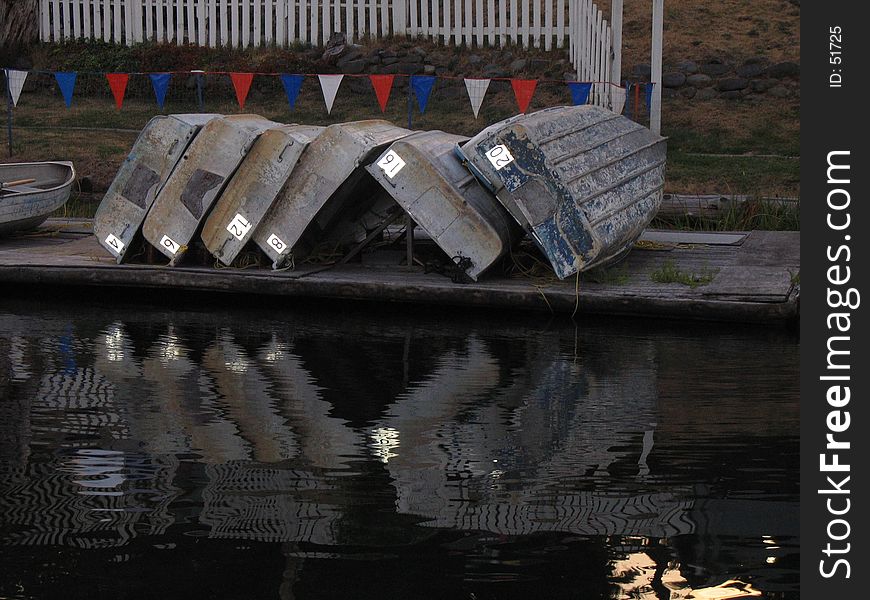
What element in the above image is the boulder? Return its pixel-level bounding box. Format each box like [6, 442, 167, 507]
[718, 77, 749, 92]
[766, 61, 800, 78]
[695, 87, 718, 100]
[662, 72, 686, 88]
[687, 73, 713, 87]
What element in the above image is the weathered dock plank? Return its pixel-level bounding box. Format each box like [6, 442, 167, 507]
[0, 220, 799, 324]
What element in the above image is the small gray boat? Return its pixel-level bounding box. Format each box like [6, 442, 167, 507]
[201, 124, 325, 266]
[252, 120, 411, 268]
[142, 115, 277, 264]
[93, 114, 219, 262]
[0, 161, 75, 237]
[458, 105, 667, 278]
[366, 131, 519, 281]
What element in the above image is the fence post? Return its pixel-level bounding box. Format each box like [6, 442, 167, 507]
[610, 0, 622, 89]
[5, 71, 13, 158]
[650, 0, 663, 134]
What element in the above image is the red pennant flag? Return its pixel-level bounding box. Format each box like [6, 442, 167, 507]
[106, 73, 129, 109]
[511, 79, 538, 114]
[230, 72, 255, 110]
[369, 75, 395, 113]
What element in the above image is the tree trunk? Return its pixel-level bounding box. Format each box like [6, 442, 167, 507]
[0, 0, 39, 48]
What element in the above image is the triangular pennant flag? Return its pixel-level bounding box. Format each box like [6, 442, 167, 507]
[4, 69, 28, 107]
[510, 79, 538, 114]
[280, 74, 304, 110]
[150, 73, 171, 109]
[54, 71, 77, 108]
[317, 74, 343, 115]
[410, 75, 436, 114]
[567, 82, 592, 106]
[369, 74, 395, 113]
[611, 85, 627, 115]
[230, 72, 255, 110]
[106, 73, 129, 109]
[464, 78, 490, 119]
[645, 82, 654, 112]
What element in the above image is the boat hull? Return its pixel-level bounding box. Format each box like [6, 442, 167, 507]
[142, 115, 276, 264]
[252, 120, 412, 268]
[0, 161, 76, 237]
[459, 105, 667, 278]
[93, 114, 219, 262]
[201, 124, 324, 266]
[366, 131, 519, 281]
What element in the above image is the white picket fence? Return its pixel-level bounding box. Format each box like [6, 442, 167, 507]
[38, 0, 622, 108]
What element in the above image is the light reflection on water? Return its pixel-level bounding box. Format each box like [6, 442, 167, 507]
[0, 300, 798, 599]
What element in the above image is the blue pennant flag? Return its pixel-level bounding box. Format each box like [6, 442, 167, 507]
[567, 82, 592, 106]
[280, 74, 304, 110]
[410, 75, 436, 114]
[150, 73, 171, 109]
[624, 81, 633, 115]
[646, 82, 654, 112]
[54, 71, 77, 108]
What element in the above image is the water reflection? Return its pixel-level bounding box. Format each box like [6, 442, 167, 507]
[0, 301, 798, 598]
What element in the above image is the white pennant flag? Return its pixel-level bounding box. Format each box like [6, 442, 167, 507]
[610, 86, 626, 115]
[4, 69, 28, 107]
[464, 78, 490, 119]
[318, 74, 344, 115]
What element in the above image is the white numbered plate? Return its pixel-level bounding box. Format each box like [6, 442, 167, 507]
[104, 233, 125, 255]
[266, 233, 288, 255]
[226, 213, 252, 241]
[377, 149, 406, 179]
[159, 235, 181, 255]
[485, 144, 515, 170]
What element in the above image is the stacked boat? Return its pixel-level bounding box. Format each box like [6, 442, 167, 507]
[94, 106, 667, 280]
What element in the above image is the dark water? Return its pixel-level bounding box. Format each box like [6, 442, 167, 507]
[0, 298, 798, 599]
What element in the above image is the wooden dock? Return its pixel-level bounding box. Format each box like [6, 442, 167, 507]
[0, 219, 799, 324]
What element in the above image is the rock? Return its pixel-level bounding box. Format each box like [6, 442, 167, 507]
[737, 63, 767, 78]
[743, 55, 768, 65]
[336, 47, 365, 68]
[662, 72, 686, 88]
[720, 90, 742, 100]
[435, 66, 450, 76]
[700, 62, 731, 76]
[687, 73, 713, 87]
[380, 63, 401, 74]
[510, 58, 528, 74]
[469, 54, 483, 65]
[429, 53, 451, 67]
[382, 56, 399, 66]
[767, 85, 791, 98]
[750, 79, 778, 92]
[718, 77, 749, 92]
[529, 58, 550, 72]
[340, 59, 368, 75]
[322, 32, 347, 60]
[563, 72, 578, 82]
[399, 63, 425, 75]
[484, 65, 510, 78]
[675, 60, 699, 74]
[662, 88, 679, 99]
[695, 87, 718, 100]
[766, 61, 800, 78]
[632, 64, 652, 78]
[424, 65, 436, 75]
[680, 87, 697, 99]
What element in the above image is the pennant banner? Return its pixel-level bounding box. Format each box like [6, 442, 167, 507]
[645, 83, 654, 112]
[230, 72, 255, 110]
[612, 86, 627, 115]
[54, 71, 77, 108]
[280, 74, 304, 110]
[318, 74, 343, 115]
[150, 73, 171, 109]
[567, 82, 592, 106]
[511, 79, 538, 114]
[4, 69, 28, 107]
[369, 74, 394, 113]
[410, 75, 435, 114]
[106, 73, 129, 109]
[464, 78, 490, 119]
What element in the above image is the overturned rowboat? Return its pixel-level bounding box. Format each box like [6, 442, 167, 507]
[252, 120, 411, 268]
[93, 114, 219, 262]
[366, 131, 519, 281]
[201, 124, 325, 266]
[0, 161, 75, 237]
[457, 105, 667, 278]
[142, 115, 277, 264]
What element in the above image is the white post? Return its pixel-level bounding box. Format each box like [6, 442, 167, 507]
[610, 0, 622, 86]
[650, 0, 663, 135]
